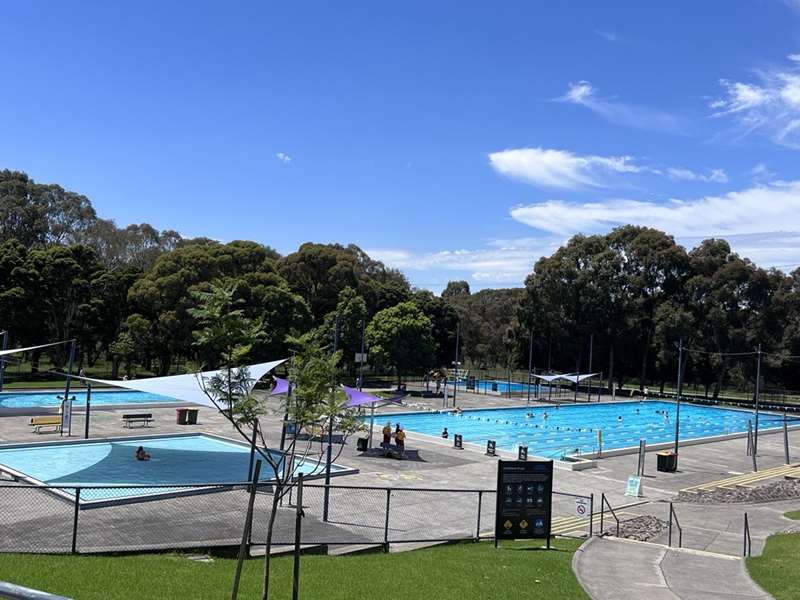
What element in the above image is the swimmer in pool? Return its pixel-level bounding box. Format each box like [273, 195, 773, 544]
[135, 446, 150, 461]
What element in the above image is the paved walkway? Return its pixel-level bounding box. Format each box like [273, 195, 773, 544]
[574, 497, 800, 599]
[574, 537, 772, 600]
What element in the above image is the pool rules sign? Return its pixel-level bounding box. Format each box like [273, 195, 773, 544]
[495, 460, 553, 546]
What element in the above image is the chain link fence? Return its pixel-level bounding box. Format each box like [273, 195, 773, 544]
[0, 481, 592, 554]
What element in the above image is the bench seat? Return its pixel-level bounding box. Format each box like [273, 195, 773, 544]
[29, 416, 62, 434]
[122, 413, 154, 428]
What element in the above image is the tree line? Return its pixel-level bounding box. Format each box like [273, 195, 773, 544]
[2, 169, 799, 395]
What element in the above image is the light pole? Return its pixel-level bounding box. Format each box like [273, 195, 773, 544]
[754, 344, 763, 456]
[358, 319, 366, 391]
[587, 334, 593, 402]
[0, 330, 7, 392]
[673, 339, 683, 455]
[452, 323, 460, 408]
[527, 329, 533, 405]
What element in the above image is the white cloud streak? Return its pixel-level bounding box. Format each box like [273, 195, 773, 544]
[710, 57, 800, 147]
[561, 81, 687, 134]
[667, 167, 728, 183]
[276, 152, 292, 163]
[510, 180, 800, 238]
[488, 147, 642, 190]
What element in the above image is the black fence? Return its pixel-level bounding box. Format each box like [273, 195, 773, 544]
[0, 482, 592, 555]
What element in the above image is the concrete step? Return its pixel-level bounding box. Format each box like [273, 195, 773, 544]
[327, 543, 384, 556]
[249, 543, 327, 557]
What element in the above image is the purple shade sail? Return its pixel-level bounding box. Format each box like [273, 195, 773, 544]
[270, 378, 289, 396]
[342, 385, 401, 408]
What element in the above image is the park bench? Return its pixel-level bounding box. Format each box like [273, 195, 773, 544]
[28, 416, 62, 434]
[122, 413, 154, 428]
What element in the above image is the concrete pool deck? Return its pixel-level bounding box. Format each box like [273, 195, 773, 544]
[1, 388, 799, 598]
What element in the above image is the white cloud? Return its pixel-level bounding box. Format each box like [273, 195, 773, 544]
[595, 30, 617, 42]
[749, 163, 778, 183]
[561, 81, 687, 134]
[276, 152, 292, 163]
[488, 147, 642, 190]
[711, 57, 800, 147]
[510, 180, 800, 238]
[667, 167, 728, 183]
[367, 237, 562, 286]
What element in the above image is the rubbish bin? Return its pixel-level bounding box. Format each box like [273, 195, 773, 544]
[176, 408, 188, 425]
[186, 408, 199, 425]
[657, 451, 678, 472]
[356, 437, 368, 452]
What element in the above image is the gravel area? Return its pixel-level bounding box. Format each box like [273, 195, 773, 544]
[601, 515, 668, 542]
[677, 478, 800, 504]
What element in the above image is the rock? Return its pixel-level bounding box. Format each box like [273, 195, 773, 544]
[677, 478, 800, 504]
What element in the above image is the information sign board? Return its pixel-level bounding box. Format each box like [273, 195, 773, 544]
[495, 460, 553, 543]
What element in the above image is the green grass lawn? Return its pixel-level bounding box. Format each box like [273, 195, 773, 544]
[0, 538, 588, 600]
[747, 533, 800, 600]
[783, 509, 800, 520]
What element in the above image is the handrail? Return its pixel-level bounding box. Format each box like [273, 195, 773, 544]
[668, 502, 683, 548]
[0, 581, 73, 600]
[743, 513, 751, 557]
[598, 493, 620, 537]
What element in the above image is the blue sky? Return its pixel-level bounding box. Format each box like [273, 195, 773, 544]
[4, 1, 800, 291]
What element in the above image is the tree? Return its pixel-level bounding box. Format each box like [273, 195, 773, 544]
[366, 302, 435, 383]
[411, 290, 459, 367]
[442, 280, 470, 300]
[313, 287, 368, 373]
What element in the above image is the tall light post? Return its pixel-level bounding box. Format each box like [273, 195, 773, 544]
[673, 339, 683, 455]
[0, 330, 7, 392]
[452, 322, 460, 408]
[527, 329, 533, 405]
[587, 334, 593, 402]
[753, 344, 763, 456]
[358, 319, 366, 391]
[323, 317, 340, 522]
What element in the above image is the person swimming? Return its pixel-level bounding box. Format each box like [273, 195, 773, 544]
[135, 446, 150, 461]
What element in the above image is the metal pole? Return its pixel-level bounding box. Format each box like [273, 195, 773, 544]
[527, 329, 533, 405]
[674, 339, 683, 455]
[589, 494, 594, 537]
[247, 419, 259, 482]
[587, 334, 593, 402]
[62, 340, 76, 438]
[383, 489, 391, 552]
[71, 488, 81, 554]
[476, 491, 483, 541]
[784, 416, 791, 465]
[453, 323, 460, 408]
[753, 344, 762, 456]
[291, 474, 304, 600]
[84, 384, 91, 439]
[0, 330, 7, 391]
[358, 319, 366, 391]
[668, 502, 673, 547]
[231, 460, 262, 600]
[323, 412, 333, 521]
[599, 493, 605, 535]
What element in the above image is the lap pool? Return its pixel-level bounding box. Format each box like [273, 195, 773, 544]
[0, 433, 357, 506]
[0, 390, 179, 409]
[390, 400, 783, 459]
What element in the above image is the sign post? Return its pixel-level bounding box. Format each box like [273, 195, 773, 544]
[575, 497, 589, 518]
[495, 460, 553, 548]
[60, 395, 73, 437]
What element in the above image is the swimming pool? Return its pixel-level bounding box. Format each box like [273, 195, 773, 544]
[0, 433, 357, 505]
[390, 400, 784, 459]
[0, 390, 179, 409]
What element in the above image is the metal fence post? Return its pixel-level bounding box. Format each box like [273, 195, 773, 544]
[599, 493, 605, 535]
[383, 489, 391, 552]
[475, 491, 483, 541]
[784, 418, 791, 464]
[668, 502, 673, 547]
[589, 493, 594, 537]
[292, 474, 304, 600]
[71, 488, 81, 554]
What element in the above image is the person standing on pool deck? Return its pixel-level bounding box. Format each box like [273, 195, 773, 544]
[382, 422, 392, 449]
[134, 446, 150, 461]
[395, 427, 406, 455]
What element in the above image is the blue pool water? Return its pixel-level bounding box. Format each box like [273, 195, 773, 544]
[0, 390, 179, 409]
[0, 434, 355, 502]
[454, 379, 540, 394]
[390, 400, 783, 459]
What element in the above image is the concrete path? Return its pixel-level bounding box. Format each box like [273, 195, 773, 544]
[573, 537, 773, 600]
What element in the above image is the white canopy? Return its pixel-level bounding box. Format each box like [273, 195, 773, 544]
[532, 373, 570, 383]
[71, 359, 286, 408]
[559, 373, 599, 383]
[0, 341, 68, 357]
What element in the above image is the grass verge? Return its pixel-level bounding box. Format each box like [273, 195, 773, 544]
[783, 509, 800, 520]
[747, 533, 800, 600]
[0, 538, 588, 600]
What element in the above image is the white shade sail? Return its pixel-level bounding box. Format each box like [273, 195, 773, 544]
[71, 359, 287, 408]
[0, 341, 69, 357]
[559, 373, 599, 383]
